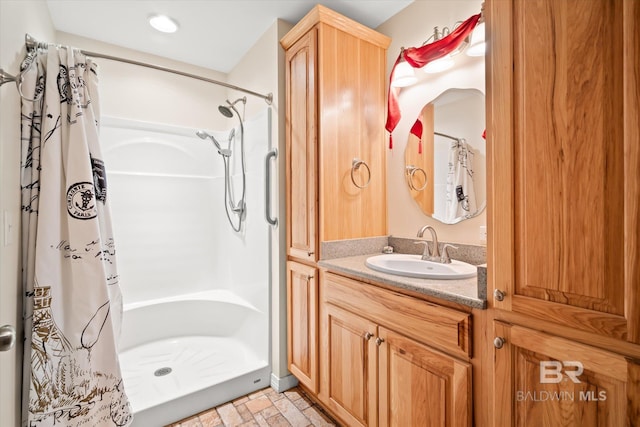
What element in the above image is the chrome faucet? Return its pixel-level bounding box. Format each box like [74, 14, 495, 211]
[416, 225, 441, 261]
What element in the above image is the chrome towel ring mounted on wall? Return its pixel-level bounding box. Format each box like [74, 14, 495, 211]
[351, 158, 371, 189]
[405, 165, 428, 191]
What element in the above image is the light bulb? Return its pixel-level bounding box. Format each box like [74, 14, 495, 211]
[423, 55, 454, 74]
[467, 22, 485, 56]
[391, 60, 417, 87]
[149, 15, 179, 33]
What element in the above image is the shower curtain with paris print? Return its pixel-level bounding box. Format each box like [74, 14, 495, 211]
[19, 46, 132, 427]
[445, 139, 477, 223]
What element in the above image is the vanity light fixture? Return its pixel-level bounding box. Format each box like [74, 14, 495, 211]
[423, 26, 468, 57]
[466, 21, 485, 56]
[386, 12, 482, 149]
[467, 2, 485, 56]
[421, 26, 463, 73]
[149, 14, 179, 33]
[423, 54, 455, 74]
[391, 55, 418, 87]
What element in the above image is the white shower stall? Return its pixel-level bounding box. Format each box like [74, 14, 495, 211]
[100, 110, 273, 426]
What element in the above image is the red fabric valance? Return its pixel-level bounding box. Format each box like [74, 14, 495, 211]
[385, 13, 481, 149]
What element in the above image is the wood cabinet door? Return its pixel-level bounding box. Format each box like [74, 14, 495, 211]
[285, 29, 317, 262]
[320, 303, 378, 427]
[378, 327, 472, 427]
[493, 321, 632, 426]
[317, 22, 388, 242]
[487, 0, 640, 342]
[286, 261, 318, 392]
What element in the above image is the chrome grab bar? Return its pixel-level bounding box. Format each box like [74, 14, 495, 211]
[265, 148, 278, 227]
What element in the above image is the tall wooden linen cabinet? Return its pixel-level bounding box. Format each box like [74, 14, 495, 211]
[487, 0, 640, 425]
[281, 4, 390, 401]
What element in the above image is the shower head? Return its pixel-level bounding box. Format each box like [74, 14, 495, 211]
[195, 129, 224, 153]
[219, 96, 246, 118]
[218, 105, 234, 118]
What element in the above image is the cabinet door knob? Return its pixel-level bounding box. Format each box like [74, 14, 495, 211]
[306, 275, 314, 281]
[307, 251, 315, 257]
[375, 337, 385, 346]
[364, 332, 374, 340]
[493, 289, 505, 301]
[493, 337, 506, 349]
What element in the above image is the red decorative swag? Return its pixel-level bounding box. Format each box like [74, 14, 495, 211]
[385, 13, 481, 149]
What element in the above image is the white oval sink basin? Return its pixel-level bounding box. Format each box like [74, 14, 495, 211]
[365, 254, 477, 280]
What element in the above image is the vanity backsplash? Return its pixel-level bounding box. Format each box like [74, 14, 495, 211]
[388, 236, 486, 266]
[320, 235, 486, 266]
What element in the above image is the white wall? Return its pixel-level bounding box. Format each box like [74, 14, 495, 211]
[377, 0, 486, 245]
[0, 2, 56, 424]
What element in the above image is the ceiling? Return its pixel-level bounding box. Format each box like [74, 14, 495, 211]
[46, 0, 413, 73]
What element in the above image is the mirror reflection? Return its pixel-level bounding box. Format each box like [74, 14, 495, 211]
[405, 88, 486, 224]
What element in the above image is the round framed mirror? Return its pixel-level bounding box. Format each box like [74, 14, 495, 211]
[404, 88, 486, 224]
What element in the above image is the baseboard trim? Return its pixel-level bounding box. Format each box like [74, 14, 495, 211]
[270, 373, 299, 392]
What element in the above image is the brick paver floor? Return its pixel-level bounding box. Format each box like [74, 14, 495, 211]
[168, 387, 339, 427]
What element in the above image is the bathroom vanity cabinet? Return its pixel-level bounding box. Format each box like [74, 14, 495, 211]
[318, 271, 473, 427]
[281, 4, 390, 263]
[487, 0, 640, 424]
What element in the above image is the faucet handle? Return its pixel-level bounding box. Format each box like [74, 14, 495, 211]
[414, 241, 431, 259]
[440, 244, 458, 264]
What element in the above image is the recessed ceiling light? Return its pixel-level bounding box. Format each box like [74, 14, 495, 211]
[149, 15, 179, 33]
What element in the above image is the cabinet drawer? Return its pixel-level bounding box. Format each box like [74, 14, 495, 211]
[321, 271, 471, 359]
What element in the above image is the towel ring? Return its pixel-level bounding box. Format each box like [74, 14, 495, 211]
[405, 165, 427, 191]
[351, 158, 371, 189]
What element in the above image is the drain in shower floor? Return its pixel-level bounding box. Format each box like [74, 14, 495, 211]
[154, 367, 172, 377]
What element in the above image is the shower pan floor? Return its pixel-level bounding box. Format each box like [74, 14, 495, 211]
[119, 335, 268, 414]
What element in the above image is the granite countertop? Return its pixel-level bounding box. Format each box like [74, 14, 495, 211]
[318, 253, 487, 309]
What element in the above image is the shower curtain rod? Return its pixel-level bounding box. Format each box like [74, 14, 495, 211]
[434, 131, 462, 142]
[0, 34, 273, 105]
